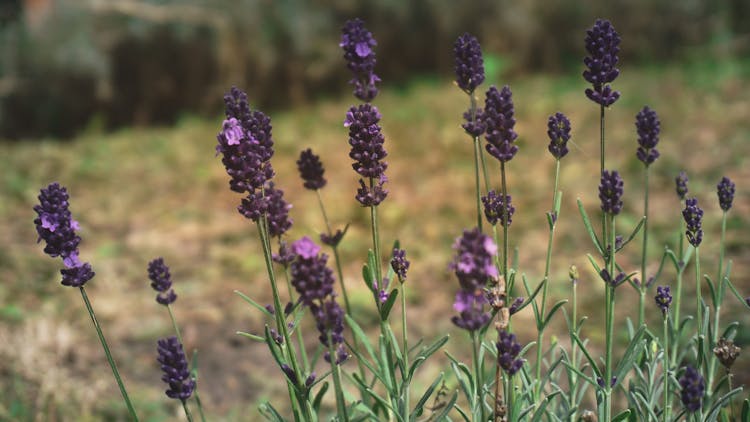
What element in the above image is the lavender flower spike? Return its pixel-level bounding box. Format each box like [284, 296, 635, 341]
[340, 18, 380, 102]
[157, 336, 195, 401]
[635, 106, 660, 165]
[496, 330, 524, 375]
[717, 176, 735, 212]
[675, 171, 689, 200]
[391, 248, 410, 282]
[654, 285, 672, 315]
[454, 33, 485, 94]
[547, 112, 571, 159]
[583, 19, 621, 106]
[484, 85, 518, 163]
[599, 170, 624, 215]
[290, 237, 336, 306]
[682, 198, 704, 247]
[345, 104, 389, 206]
[482, 190, 515, 227]
[297, 148, 327, 190]
[148, 258, 177, 305]
[312, 299, 348, 364]
[449, 228, 499, 292]
[679, 366, 705, 413]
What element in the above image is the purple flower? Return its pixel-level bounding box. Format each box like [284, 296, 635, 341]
[156, 336, 195, 401]
[340, 18, 380, 102]
[390, 248, 410, 281]
[676, 171, 689, 200]
[583, 19, 621, 107]
[682, 198, 704, 247]
[462, 108, 486, 138]
[273, 240, 296, 268]
[547, 112, 571, 159]
[312, 299, 348, 364]
[449, 228, 499, 292]
[635, 106, 660, 165]
[509, 297, 524, 315]
[717, 176, 735, 212]
[713, 338, 740, 370]
[290, 237, 335, 306]
[600, 269, 626, 287]
[355, 176, 388, 207]
[654, 285, 672, 315]
[264, 184, 293, 238]
[451, 291, 491, 332]
[599, 170, 624, 215]
[496, 330, 523, 376]
[280, 363, 297, 385]
[454, 33, 485, 94]
[297, 148, 327, 190]
[320, 229, 345, 247]
[484, 85, 518, 163]
[148, 258, 177, 305]
[679, 366, 705, 413]
[482, 190, 515, 227]
[345, 104, 388, 178]
[60, 263, 95, 288]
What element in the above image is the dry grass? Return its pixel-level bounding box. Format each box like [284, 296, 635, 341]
[1, 59, 749, 420]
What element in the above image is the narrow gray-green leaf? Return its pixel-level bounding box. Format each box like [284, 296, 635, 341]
[578, 198, 605, 255]
[410, 372, 444, 419]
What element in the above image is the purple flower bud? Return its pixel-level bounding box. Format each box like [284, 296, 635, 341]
[156, 336, 195, 401]
[655, 285, 672, 315]
[462, 108, 486, 138]
[305, 373, 317, 388]
[717, 176, 735, 212]
[635, 106, 660, 165]
[451, 291, 491, 332]
[454, 33, 485, 94]
[60, 263, 95, 288]
[273, 240, 296, 268]
[482, 190, 515, 227]
[148, 258, 177, 305]
[583, 19, 621, 107]
[449, 228, 499, 292]
[340, 19, 380, 102]
[345, 104, 388, 179]
[290, 237, 335, 306]
[496, 330, 523, 376]
[280, 363, 298, 385]
[269, 328, 284, 345]
[320, 229, 345, 247]
[355, 176, 388, 207]
[311, 299, 347, 364]
[682, 198, 704, 247]
[597, 376, 617, 388]
[484, 85, 518, 163]
[679, 366, 705, 413]
[509, 297, 524, 315]
[599, 170, 624, 215]
[263, 183, 293, 238]
[297, 148, 327, 190]
[390, 248, 410, 282]
[547, 112, 571, 159]
[600, 269, 626, 287]
[675, 171, 689, 200]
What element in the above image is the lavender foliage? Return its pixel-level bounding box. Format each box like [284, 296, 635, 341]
[583, 19, 621, 106]
[484, 85, 518, 162]
[682, 198, 704, 247]
[599, 170, 624, 215]
[156, 336, 195, 401]
[340, 19, 380, 102]
[482, 190, 515, 227]
[717, 176, 735, 212]
[547, 112, 571, 159]
[297, 148, 327, 190]
[148, 257, 177, 305]
[454, 33, 485, 94]
[635, 106, 660, 165]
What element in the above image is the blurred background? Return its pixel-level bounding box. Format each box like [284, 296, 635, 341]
[1, 0, 749, 420]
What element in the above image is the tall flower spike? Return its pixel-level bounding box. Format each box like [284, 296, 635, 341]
[717, 176, 735, 212]
[156, 336, 195, 401]
[454, 33, 485, 94]
[679, 366, 705, 413]
[340, 18, 380, 102]
[654, 285, 672, 315]
[148, 257, 177, 305]
[390, 248, 410, 281]
[682, 198, 704, 247]
[599, 170, 624, 215]
[462, 107, 486, 138]
[451, 290, 491, 332]
[583, 19, 621, 106]
[263, 183, 293, 238]
[449, 228, 499, 292]
[482, 190, 515, 227]
[675, 171, 689, 200]
[297, 148, 327, 190]
[635, 106, 660, 165]
[290, 237, 336, 306]
[312, 299, 348, 364]
[345, 104, 389, 206]
[496, 330, 524, 375]
[547, 112, 571, 159]
[484, 85, 518, 162]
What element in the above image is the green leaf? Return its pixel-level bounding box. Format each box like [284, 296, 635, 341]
[542, 299, 569, 330]
[578, 199, 605, 255]
[722, 321, 739, 341]
[362, 264, 375, 293]
[742, 398, 749, 421]
[571, 333, 603, 381]
[416, 335, 450, 362]
[614, 327, 646, 387]
[236, 331, 265, 342]
[234, 290, 273, 317]
[430, 390, 459, 422]
[530, 390, 562, 422]
[380, 288, 399, 321]
[345, 315, 377, 363]
[705, 274, 718, 308]
[726, 277, 750, 309]
[561, 360, 597, 388]
[706, 387, 743, 421]
[617, 216, 645, 252]
[312, 381, 329, 411]
[586, 254, 603, 276]
[258, 401, 285, 422]
[410, 372, 444, 419]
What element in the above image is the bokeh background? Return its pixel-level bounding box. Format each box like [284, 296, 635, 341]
[1, 0, 749, 420]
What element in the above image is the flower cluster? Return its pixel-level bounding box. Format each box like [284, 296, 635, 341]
[482, 190, 515, 227]
[453, 33, 485, 94]
[297, 148, 327, 190]
[33, 183, 95, 287]
[345, 104, 388, 206]
[682, 198, 704, 247]
[340, 18, 380, 102]
[148, 258, 177, 305]
[654, 285, 671, 315]
[484, 85, 518, 162]
[547, 112, 571, 159]
[679, 366, 705, 413]
[635, 106, 660, 165]
[449, 228, 497, 331]
[390, 248, 410, 282]
[599, 170, 624, 215]
[156, 336, 195, 401]
[713, 338, 740, 370]
[496, 330, 523, 375]
[716, 176, 735, 212]
[462, 108, 486, 138]
[675, 171, 689, 200]
[583, 19, 621, 106]
[600, 269, 626, 287]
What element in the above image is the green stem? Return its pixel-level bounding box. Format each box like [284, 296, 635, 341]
[599, 104, 606, 249]
[507, 373, 515, 422]
[569, 281, 578, 422]
[79, 287, 139, 421]
[315, 189, 352, 315]
[473, 137, 484, 232]
[639, 167, 650, 328]
[707, 212, 728, 397]
[282, 268, 309, 371]
[603, 214, 616, 421]
[167, 306, 207, 422]
[671, 200, 686, 368]
[695, 246, 702, 335]
[401, 282, 410, 421]
[500, 162, 509, 285]
[328, 336, 349, 422]
[471, 331, 485, 422]
[663, 313, 670, 422]
[182, 399, 194, 422]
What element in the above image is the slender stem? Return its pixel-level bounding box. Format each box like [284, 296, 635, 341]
[494, 363, 502, 422]
[599, 105, 606, 248]
[604, 214, 616, 421]
[166, 306, 207, 422]
[639, 167, 650, 328]
[368, 182, 383, 285]
[181, 399, 194, 422]
[79, 287, 139, 421]
[500, 162, 509, 285]
[695, 246, 702, 334]
[400, 282, 410, 421]
[282, 268, 309, 371]
[663, 314, 671, 422]
[316, 190, 352, 315]
[728, 369, 736, 421]
[569, 281, 578, 422]
[707, 212, 728, 396]
[671, 201, 686, 368]
[327, 335, 349, 422]
[473, 137, 484, 232]
[167, 305, 184, 343]
[507, 373, 515, 422]
[471, 331, 485, 422]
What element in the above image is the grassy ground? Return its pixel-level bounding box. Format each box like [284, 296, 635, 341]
[1, 58, 749, 420]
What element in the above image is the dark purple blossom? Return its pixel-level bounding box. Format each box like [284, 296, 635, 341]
[320, 229, 345, 247]
[345, 104, 388, 178]
[635, 106, 660, 165]
[297, 148, 327, 190]
[682, 198, 704, 247]
[484, 85, 518, 162]
[462, 107, 486, 138]
[290, 237, 335, 306]
[280, 363, 297, 385]
[273, 240, 296, 268]
[454, 33, 485, 94]
[148, 258, 177, 305]
[713, 338, 740, 370]
[597, 376, 617, 388]
[655, 285, 672, 315]
[482, 190, 515, 227]
[60, 263, 95, 288]
[449, 228, 499, 292]
[33, 182, 82, 266]
[264, 184, 293, 238]
[676, 171, 689, 200]
[679, 366, 705, 413]
[600, 269, 626, 287]
[509, 297, 524, 315]
[312, 299, 348, 364]
[340, 18, 380, 102]
[496, 330, 523, 376]
[156, 336, 195, 401]
[305, 373, 317, 388]
[599, 170, 624, 215]
[583, 19, 621, 107]
[717, 176, 735, 212]
[451, 290, 491, 332]
[547, 112, 572, 159]
[355, 176, 388, 207]
[391, 248, 410, 281]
